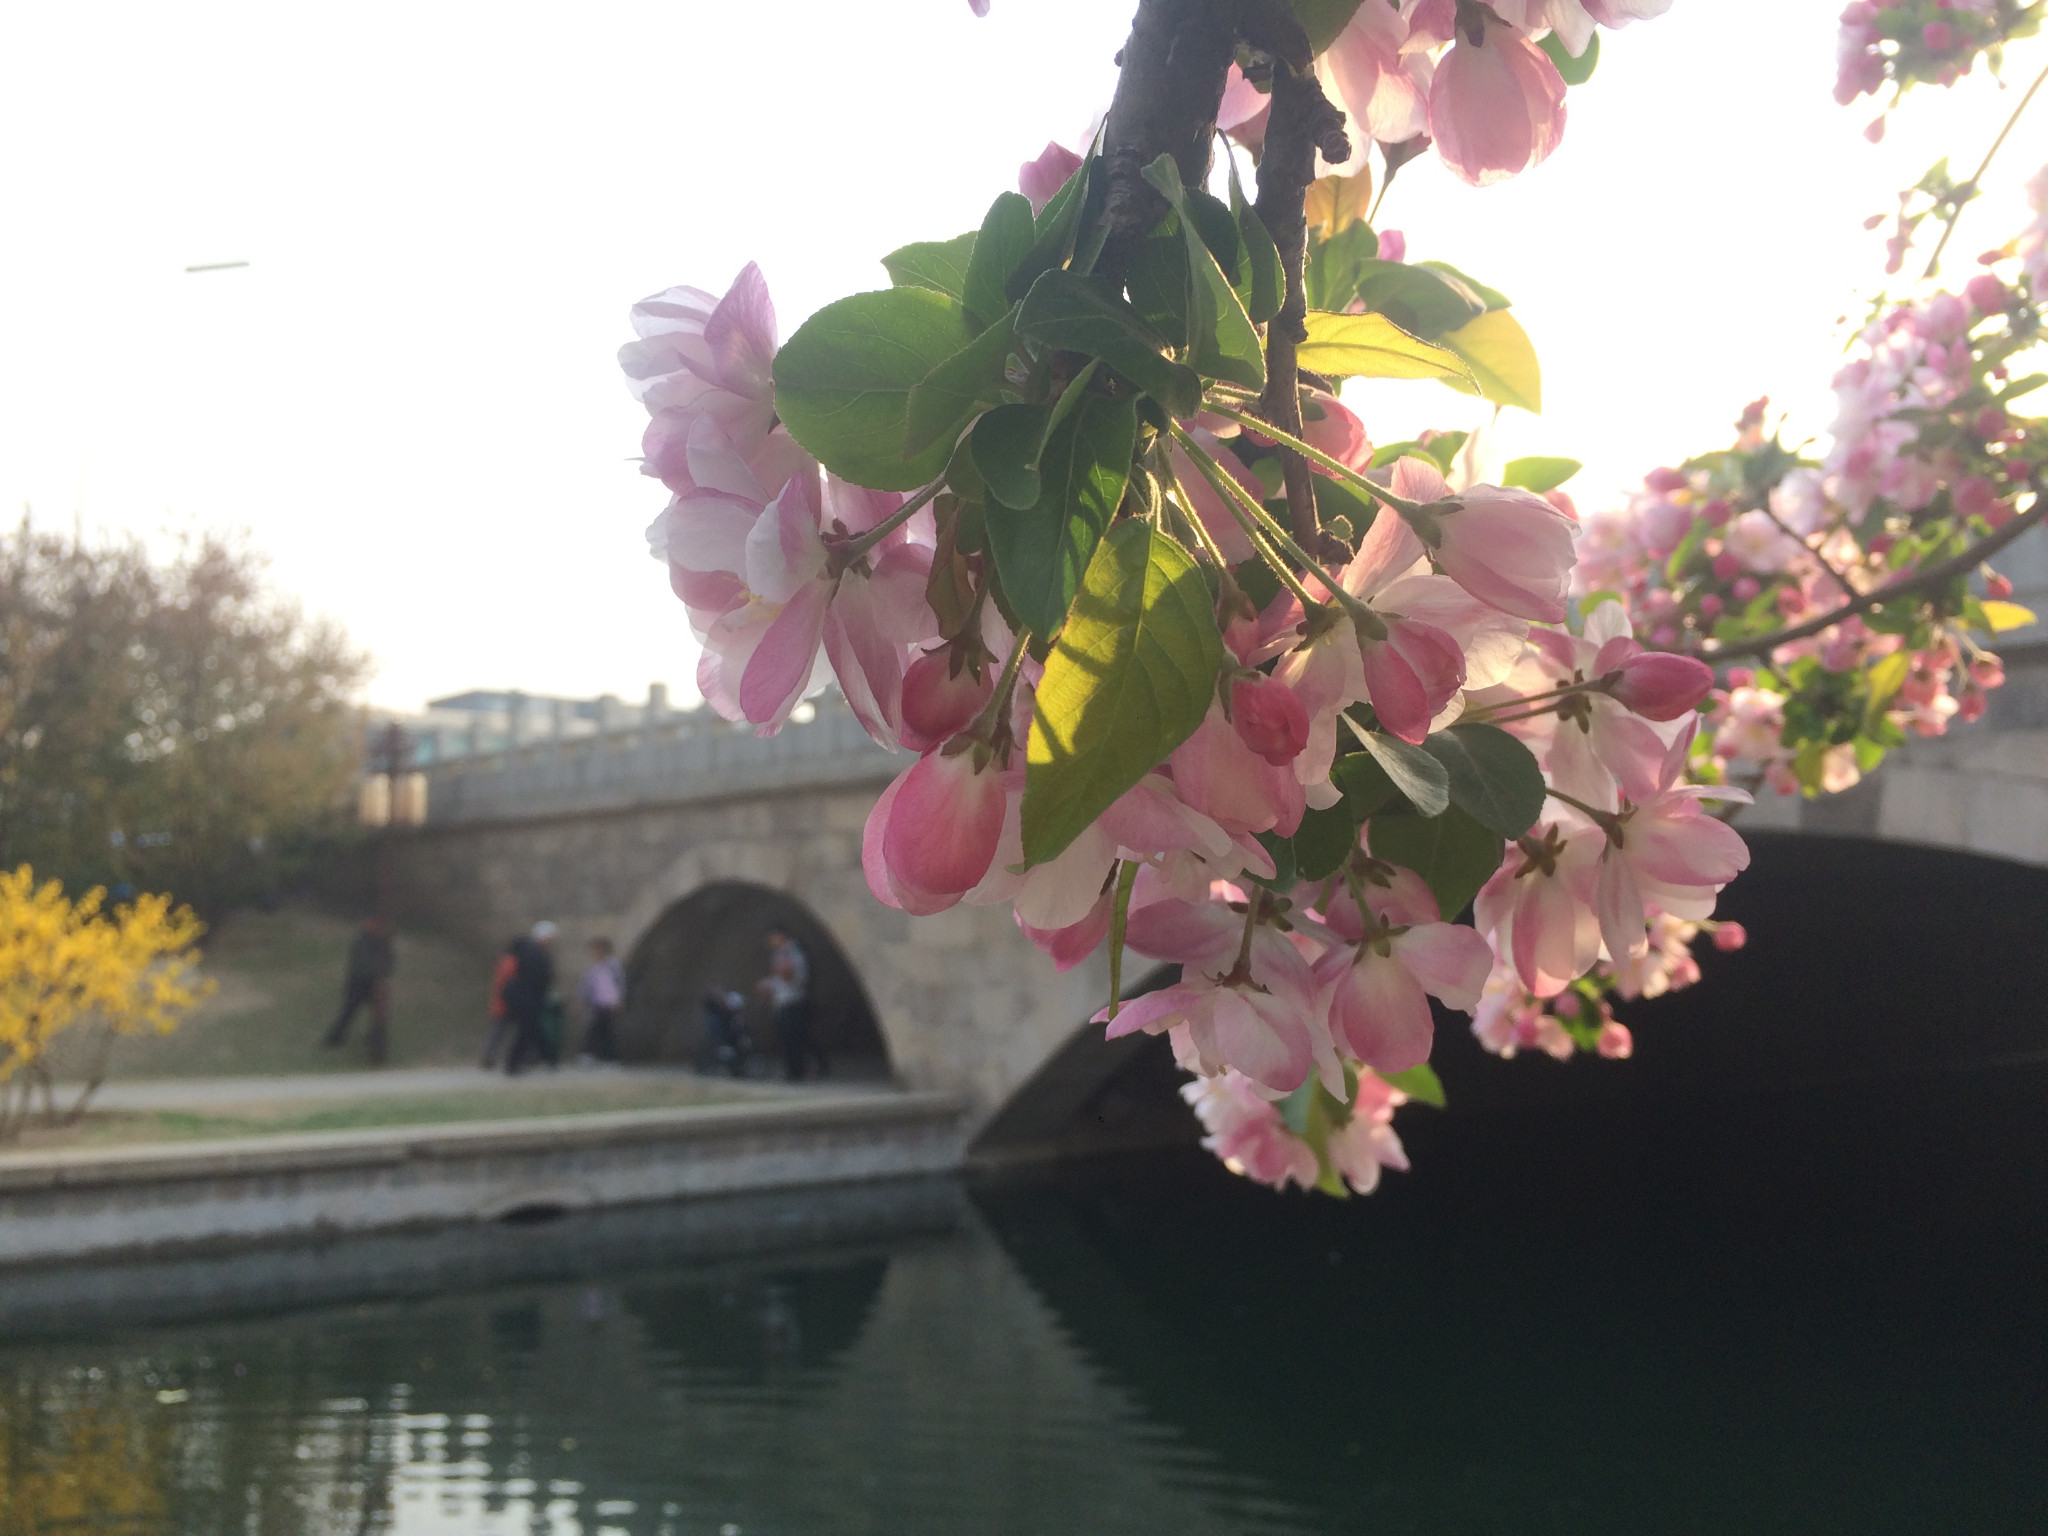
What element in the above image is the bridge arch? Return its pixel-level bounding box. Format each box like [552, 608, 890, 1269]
[620, 880, 892, 1076]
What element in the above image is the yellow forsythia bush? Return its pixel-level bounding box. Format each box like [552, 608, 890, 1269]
[0, 866, 211, 1136]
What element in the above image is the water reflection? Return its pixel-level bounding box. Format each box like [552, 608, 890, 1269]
[1, 1070, 2042, 1535]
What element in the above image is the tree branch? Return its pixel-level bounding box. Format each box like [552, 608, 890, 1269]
[1249, 21, 1350, 557]
[1703, 496, 2048, 662]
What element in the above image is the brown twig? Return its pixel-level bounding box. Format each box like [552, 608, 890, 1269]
[1249, 28, 1350, 558]
[1703, 495, 2048, 662]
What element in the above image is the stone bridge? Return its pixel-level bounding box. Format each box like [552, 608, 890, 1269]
[390, 537, 2048, 1146]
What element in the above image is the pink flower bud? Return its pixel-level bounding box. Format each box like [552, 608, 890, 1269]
[1712, 921, 1747, 952]
[899, 652, 994, 752]
[1698, 594, 1725, 619]
[1702, 499, 1732, 528]
[1651, 625, 1678, 647]
[1727, 667, 1755, 688]
[1974, 406, 2009, 437]
[1868, 532, 1896, 557]
[1608, 650, 1715, 721]
[1712, 553, 1741, 580]
[1376, 228, 1407, 263]
[882, 747, 1006, 899]
[1864, 116, 1886, 144]
[1646, 467, 1689, 494]
[1922, 21, 1955, 52]
[1230, 673, 1311, 766]
[1776, 586, 1807, 616]
[1986, 571, 2014, 600]
[1970, 656, 2005, 688]
[1597, 1021, 1634, 1059]
[1959, 691, 1987, 722]
[1986, 501, 2016, 528]
[1732, 577, 1762, 602]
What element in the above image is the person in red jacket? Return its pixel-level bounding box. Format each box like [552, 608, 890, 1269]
[479, 939, 520, 1068]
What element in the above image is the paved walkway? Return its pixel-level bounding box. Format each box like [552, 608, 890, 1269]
[70, 1065, 884, 1111]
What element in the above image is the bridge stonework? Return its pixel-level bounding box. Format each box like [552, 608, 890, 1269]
[390, 710, 1113, 1131]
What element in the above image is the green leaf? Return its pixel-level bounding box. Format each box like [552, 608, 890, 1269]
[1024, 523, 1223, 864]
[1863, 648, 1913, 714]
[1304, 221, 1379, 312]
[1503, 456, 1582, 493]
[1422, 723, 1548, 839]
[1438, 309, 1542, 413]
[1369, 805, 1504, 920]
[1331, 750, 1402, 819]
[773, 287, 975, 491]
[881, 233, 978, 302]
[1251, 830, 1300, 891]
[1298, 311, 1471, 383]
[1105, 859, 1139, 1020]
[903, 310, 1018, 457]
[970, 402, 1051, 511]
[1351, 260, 1486, 340]
[1292, 800, 1363, 882]
[1229, 165, 1284, 324]
[1379, 1062, 1446, 1108]
[1126, 232, 1193, 350]
[1007, 154, 1095, 305]
[964, 192, 1038, 333]
[1354, 727, 1450, 818]
[1417, 260, 1511, 311]
[1290, 0, 1366, 52]
[1538, 27, 1599, 86]
[987, 390, 1136, 637]
[1016, 270, 1204, 418]
[1140, 155, 1265, 391]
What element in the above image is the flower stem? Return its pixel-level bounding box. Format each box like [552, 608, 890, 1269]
[1202, 401, 1436, 519]
[1923, 58, 2048, 280]
[834, 478, 947, 571]
[1168, 439, 1327, 615]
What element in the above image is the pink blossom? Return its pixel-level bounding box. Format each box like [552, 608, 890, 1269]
[1376, 228, 1407, 263]
[1596, 1020, 1634, 1058]
[1592, 725, 1752, 962]
[1172, 700, 1307, 838]
[1325, 1070, 1412, 1194]
[1102, 928, 1324, 1093]
[1018, 884, 1115, 972]
[1315, 886, 1492, 1073]
[1428, 15, 1567, 188]
[1018, 141, 1082, 216]
[1316, 0, 1431, 172]
[1713, 920, 1748, 952]
[1181, 1072, 1318, 1190]
[1471, 966, 1576, 1059]
[865, 749, 1008, 913]
[1475, 823, 1602, 997]
[1428, 486, 1579, 622]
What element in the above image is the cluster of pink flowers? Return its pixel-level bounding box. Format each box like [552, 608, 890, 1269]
[621, 255, 1742, 1196]
[620, 266, 948, 744]
[1836, 0, 2011, 122]
[1223, 0, 1670, 187]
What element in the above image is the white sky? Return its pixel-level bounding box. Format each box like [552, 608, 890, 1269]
[0, 1, 2040, 711]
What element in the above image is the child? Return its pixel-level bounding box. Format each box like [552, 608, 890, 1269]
[579, 937, 625, 1063]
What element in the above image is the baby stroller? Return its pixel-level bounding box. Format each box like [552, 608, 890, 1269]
[697, 988, 755, 1077]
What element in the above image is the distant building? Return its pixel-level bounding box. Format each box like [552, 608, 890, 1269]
[359, 683, 685, 767]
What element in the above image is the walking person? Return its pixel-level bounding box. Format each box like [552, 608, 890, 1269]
[756, 928, 826, 1082]
[578, 937, 625, 1063]
[322, 914, 395, 1065]
[502, 921, 558, 1076]
[480, 938, 520, 1068]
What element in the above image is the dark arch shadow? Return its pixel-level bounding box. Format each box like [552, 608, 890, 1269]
[621, 881, 892, 1079]
[971, 965, 1199, 1165]
[975, 832, 2048, 1161]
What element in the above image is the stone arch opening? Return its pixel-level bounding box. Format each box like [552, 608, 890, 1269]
[970, 965, 1198, 1164]
[620, 881, 892, 1079]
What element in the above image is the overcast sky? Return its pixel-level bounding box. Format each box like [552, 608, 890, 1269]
[0, 2, 2039, 710]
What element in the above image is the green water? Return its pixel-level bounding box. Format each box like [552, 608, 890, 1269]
[2, 1074, 2041, 1535]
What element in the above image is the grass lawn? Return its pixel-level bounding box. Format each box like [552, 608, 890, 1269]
[7, 1074, 757, 1152]
[81, 905, 502, 1080]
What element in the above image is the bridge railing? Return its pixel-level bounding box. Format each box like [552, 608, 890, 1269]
[420, 695, 899, 825]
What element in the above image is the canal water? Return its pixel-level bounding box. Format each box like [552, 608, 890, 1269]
[1, 1068, 2041, 1535]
